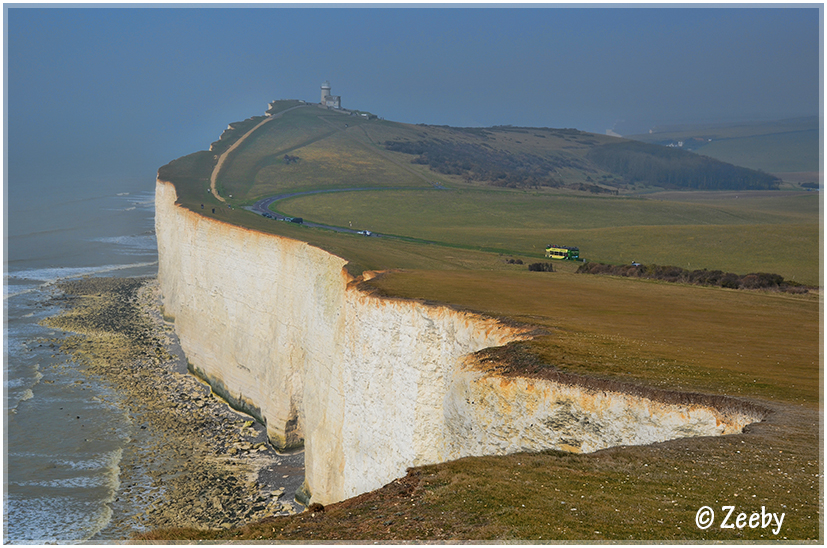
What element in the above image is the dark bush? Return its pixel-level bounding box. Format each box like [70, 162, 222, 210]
[689, 269, 724, 285]
[617, 264, 642, 277]
[753, 272, 784, 287]
[576, 262, 803, 293]
[720, 273, 740, 289]
[783, 285, 809, 295]
[740, 274, 762, 289]
[528, 262, 555, 272]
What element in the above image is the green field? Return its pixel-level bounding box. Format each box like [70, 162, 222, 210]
[276, 188, 820, 285]
[153, 101, 823, 541]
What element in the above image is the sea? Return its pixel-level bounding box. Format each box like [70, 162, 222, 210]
[4, 175, 159, 543]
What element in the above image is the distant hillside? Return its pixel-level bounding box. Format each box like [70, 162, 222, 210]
[159, 102, 781, 205]
[584, 141, 780, 191]
[379, 125, 779, 193]
[626, 117, 819, 176]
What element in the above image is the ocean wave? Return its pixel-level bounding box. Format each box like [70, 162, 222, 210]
[117, 190, 153, 202]
[11, 476, 108, 489]
[7, 370, 39, 410]
[4, 448, 123, 544]
[5, 376, 29, 389]
[4, 493, 116, 543]
[3, 282, 42, 299]
[104, 204, 154, 212]
[8, 449, 124, 476]
[10, 467, 120, 490]
[4, 262, 159, 299]
[50, 449, 124, 472]
[92, 234, 157, 253]
[7, 387, 36, 414]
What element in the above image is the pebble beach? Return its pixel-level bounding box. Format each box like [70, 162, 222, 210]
[38, 275, 304, 538]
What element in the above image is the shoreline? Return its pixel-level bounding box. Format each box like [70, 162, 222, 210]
[40, 276, 304, 538]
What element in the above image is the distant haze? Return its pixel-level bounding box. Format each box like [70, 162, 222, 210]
[6, 6, 821, 193]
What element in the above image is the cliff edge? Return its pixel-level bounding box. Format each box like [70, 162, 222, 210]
[155, 179, 762, 506]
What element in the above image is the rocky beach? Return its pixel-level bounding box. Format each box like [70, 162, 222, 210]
[38, 276, 304, 538]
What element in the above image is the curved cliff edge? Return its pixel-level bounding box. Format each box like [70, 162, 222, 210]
[155, 179, 764, 506]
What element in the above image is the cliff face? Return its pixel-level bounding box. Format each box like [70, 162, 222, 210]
[155, 180, 760, 505]
[444, 361, 754, 458]
[155, 181, 525, 503]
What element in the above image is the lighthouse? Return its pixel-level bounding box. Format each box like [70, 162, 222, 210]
[320, 81, 331, 103]
[320, 81, 341, 109]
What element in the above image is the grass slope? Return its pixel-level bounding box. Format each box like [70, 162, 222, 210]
[627, 117, 820, 175]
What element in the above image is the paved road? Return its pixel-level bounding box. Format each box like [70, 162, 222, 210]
[246, 188, 383, 236]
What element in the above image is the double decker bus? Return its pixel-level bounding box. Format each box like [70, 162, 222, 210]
[545, 245, 580, 260]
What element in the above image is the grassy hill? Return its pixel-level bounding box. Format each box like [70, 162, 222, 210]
[159, 102, 818, 285]
[152, 101, 821, 541]
[626, 117, 820, 178]
[164, 101, 783, 200]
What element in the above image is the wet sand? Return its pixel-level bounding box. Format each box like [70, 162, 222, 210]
[40, 276, 304, 538]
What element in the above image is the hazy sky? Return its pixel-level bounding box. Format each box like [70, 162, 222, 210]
[5, 5, 822, 191]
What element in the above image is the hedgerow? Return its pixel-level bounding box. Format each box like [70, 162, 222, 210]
[576, 262, 808, 293]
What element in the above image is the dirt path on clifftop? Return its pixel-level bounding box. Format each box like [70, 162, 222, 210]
[210, 105, 307, 201]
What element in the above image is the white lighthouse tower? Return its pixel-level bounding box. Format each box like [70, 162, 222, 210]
[320, 81, 331, 103]
[320, 81, 341, 109]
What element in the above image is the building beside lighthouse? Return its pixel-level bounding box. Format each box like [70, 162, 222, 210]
[320, 81, 341, 109]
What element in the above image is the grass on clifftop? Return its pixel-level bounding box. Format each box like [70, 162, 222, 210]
[366, 269, 820, 406]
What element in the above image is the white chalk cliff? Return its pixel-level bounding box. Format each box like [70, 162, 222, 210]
[155, 179, 760, 506]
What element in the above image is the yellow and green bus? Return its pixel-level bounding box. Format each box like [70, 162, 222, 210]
[545, 245, 580, 260]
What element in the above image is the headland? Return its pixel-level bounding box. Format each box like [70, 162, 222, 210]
[141, 95, 821, 540]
